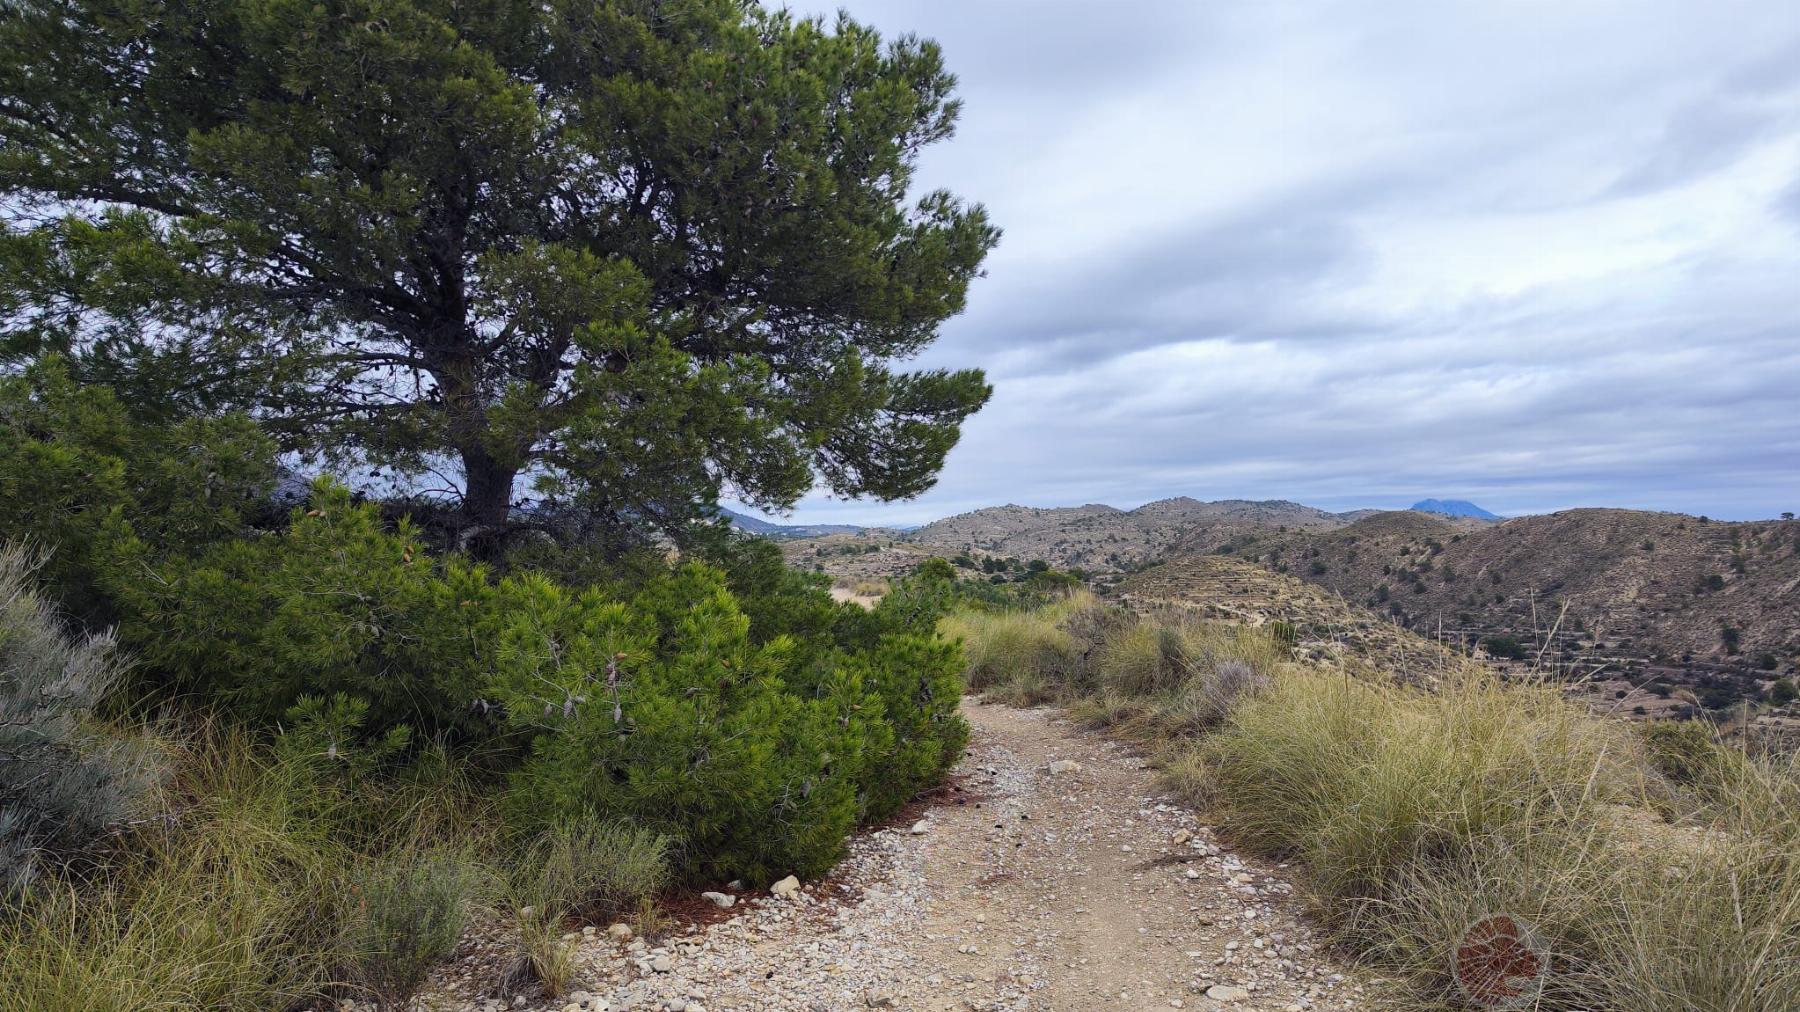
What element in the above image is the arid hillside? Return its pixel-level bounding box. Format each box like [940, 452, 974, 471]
[1161, 508, 1800, 708]
[906, 498, 1364, 574]
[1116, 553, 1469, 688]
[780, 532, 937, 582]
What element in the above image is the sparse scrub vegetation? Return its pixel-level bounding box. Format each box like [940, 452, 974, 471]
[339, 848, 491, 1007]
[950, 591, 1800, 1011]
[0, 545, 157, 893]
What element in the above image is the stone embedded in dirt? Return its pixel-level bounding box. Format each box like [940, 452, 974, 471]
[606, 922, 633, 941]
[701, 891, 735, 909]
[910, 819, 931, 835]
[1047, 759, 1083, 775]
[865, 989, 897, 1007]
[1206, 983, 1251, 1001]
[1172, 829, 1193, 845]
[650, 953, 674, 973]
[770, 874, 801, 897]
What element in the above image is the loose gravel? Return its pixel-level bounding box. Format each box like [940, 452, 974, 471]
[417, 700, 1366, 1012]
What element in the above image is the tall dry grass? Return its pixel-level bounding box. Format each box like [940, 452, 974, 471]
[0, 732, 356, 1010]
[1194, 666, 1800, 1010]
[0, 723, 674, 1011]
[946, 593, 1800, 1010]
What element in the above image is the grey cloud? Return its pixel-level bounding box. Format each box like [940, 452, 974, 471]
[750, 0, 1800, 526]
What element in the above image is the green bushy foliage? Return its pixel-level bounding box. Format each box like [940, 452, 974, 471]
[111, 481, 493, 735]
[707, 544, 968, 821]
[847, 631, 969, 821]
[0, 359, 276, 623]
[490, 564, 961, 884]
[1482, 634, 1528, 660]
[0, 544, 157, 893]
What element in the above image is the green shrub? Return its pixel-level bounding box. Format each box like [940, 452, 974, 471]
[1481, 634, 1528, 660]
[0, 544, 158, 893]
[0, 359, 276, 625]
[492, 566, 882, 884]
[848, 632, 969, 821]
[1771, 678, 1798, 705]
[112, 481, 493, 735]
[339, 849, 489, 1008]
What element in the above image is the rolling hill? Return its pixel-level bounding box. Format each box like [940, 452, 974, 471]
[906, 497, 1358, 573]
[1167, 508, 1800, 709]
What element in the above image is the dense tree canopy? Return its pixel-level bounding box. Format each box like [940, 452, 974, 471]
[0, 0, 997, 546]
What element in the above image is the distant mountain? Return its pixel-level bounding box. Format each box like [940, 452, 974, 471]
[719, 507, 865, 540]
[1412, 498, 1502, 520]
[905, 498, 1362, 573]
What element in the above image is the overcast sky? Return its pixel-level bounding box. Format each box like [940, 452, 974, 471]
[734, 0, 1800, 525]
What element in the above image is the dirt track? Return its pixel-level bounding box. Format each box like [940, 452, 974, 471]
[434, 700, 1364, 1011]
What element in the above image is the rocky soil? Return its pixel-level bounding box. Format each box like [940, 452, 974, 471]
[423, 701, 1364, 1012]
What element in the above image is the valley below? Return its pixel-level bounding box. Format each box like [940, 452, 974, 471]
[776, 497, 1800, 729]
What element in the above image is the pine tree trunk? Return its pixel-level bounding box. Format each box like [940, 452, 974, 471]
[459, 444, 517, 551]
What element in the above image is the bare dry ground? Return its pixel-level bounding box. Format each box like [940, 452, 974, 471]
[429, 701, 1364, 1012]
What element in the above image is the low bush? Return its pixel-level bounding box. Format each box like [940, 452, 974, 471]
[339, 849, 490, 1008]
[0, 544, 158, 893]
[111, 481, 493, 736]
[492, 564, 963, 884]
[849, 631, 970, 821]
[0, 359, 276, 625]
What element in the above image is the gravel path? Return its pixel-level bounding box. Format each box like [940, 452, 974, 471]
[434, 700, 1365, 1012]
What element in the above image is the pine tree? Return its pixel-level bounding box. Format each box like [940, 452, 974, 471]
[0, 1, 997, 549]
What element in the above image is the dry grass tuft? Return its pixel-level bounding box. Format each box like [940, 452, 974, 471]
[949, 593, 1800, 1010]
